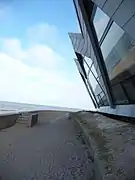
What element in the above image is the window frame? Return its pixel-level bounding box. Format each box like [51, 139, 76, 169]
[80, 0, 135, 107]
[93, 6, 112, 44]
[79, 0, 115, 107]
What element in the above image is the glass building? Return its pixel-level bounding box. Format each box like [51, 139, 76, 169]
[69, 0, 135, 117]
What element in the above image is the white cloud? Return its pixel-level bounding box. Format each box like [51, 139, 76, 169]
[0, 38, 63, 70]
[0, 38, 25, 60]
[27, 23, 58, 45]
[0, 29, 94, 109]
[25, 44, 62, 69]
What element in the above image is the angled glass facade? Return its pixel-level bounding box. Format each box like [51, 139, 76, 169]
[69, 0, 135, 117]
[93, 7, 110, 41]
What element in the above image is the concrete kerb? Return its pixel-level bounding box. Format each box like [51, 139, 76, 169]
[71, 112, 102, 180]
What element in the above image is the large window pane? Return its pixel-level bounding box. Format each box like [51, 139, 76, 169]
[112, 84, 128, 104]
[101, 22, 135, 80]
[85, 56, 93, 67]
[88, 64, 102, 93]
[101, 21, 135, 105]
[84, 50, 109, 106]
[123, 79, 135, 102]
[101, 23, 124, 61]
[88, 71, 97, 91]
[94, 84, 108, 106]
[91, 65, 98, 78]
[87, 56, 109, 106]
[84, 61, 89, 74]
[93, 7, 110, 41]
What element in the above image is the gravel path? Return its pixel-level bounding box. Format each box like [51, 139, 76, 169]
[0, 113, 93, 180]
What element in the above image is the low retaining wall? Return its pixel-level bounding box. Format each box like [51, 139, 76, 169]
[0, 110, 69, 130]
[0, 113, 19, 130]
[72, 111, 135, 180]
[30, 113, 38, 127]
[38, 110, 68, 122]
[17, 112, 39, 128]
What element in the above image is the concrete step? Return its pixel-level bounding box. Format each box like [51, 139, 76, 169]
[16, 121, 28, 124]
[17, 117, 29, 121]
[16, 113, 38, 128]
[18, 115, 29, 118]
[16, 118, 28, 122]
[16, 114, 30, 124]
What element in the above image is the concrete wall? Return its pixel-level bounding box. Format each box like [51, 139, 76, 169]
[38, 110, 68, 123]
[0, 114, 19, 130]
[0, 110, 69, 130]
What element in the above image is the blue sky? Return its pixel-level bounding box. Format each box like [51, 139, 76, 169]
[0, 0, 94, 109]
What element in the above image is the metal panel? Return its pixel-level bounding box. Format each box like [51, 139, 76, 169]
[74, 35, 78, 52]
[75, 34, 80, 51]
[112, 0, 135, 27]
[68, 33, 75, 47]
[77, 37, 85, 55]
[69, 32, 94, 59]
[124, 14, 135, 41]
[103, 0, 123, 17]
[73, 0, 84, 37]
[76, 36, 81, 52]
[86, 34, 92, 58]
[81, 37, 88, 56]
[99, 104, 135, 118]
[93, 0, 135, 41]
[94, 0, 107, 8]
[74, 34, 78, 52]
[69, 33, 83, 52]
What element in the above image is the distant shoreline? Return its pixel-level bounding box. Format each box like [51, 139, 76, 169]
[0, 109, 75, 117]
[0, 101, 82, 113]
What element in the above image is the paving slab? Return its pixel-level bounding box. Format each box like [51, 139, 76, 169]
[0, 112, 93, 180]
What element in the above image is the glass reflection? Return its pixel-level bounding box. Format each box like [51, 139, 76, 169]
[93, 7, 110, 41]
[101, 22, 135, 104]
[84, 61, 89, 74]
[84, 56, 93, 67]
[101, 22, 135, 80]
[88, 71, 97, 91]
[84, 55, 109, 106]
[88, 66, 108, 106]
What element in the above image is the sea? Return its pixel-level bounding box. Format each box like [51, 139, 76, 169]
[0, 101, 81, 113]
